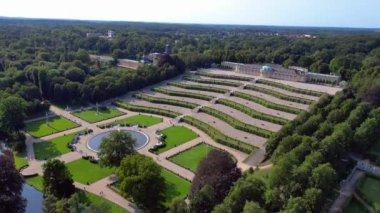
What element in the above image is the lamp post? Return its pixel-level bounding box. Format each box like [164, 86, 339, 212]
[45, 111, 49, 126]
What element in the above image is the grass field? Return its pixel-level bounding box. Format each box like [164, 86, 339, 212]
[104, 114, 163, 127]
[357, 175, 380, 203]
[34, 131, 84, 160]
[66, 159, 114, 184]
[155, 126, 199, 154]
[26, 116, 80, 138]
[161, 169, 191, 207]
[169, 143, 214, 172]
[73, 108, 124, 123]
[13, 151, 28, 169]
[25, 175, 44, 191]
[344, 197, 368, 213]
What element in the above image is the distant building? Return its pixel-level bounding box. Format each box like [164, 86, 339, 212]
[86, 30, 116, 40]
[221, 61, 340, 84]
[118, 59, 143, 69]
[148, 53, 163, 65]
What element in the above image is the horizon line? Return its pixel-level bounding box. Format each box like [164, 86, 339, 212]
[1, 15, 380, 31]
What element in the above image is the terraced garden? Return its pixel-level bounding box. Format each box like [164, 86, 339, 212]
[244, 84, 314, 105]
[195, 71, 254, 81]
[152, 87, 215, 101]
[114, 101, 181, 118]
[135, 93, 199, 109]
[100, 114, 163, 128]
[184, 76, 243, 87]
[66, 158, 114, 184]
[255, 79, 324, 97]
[168, 81, 229, 94]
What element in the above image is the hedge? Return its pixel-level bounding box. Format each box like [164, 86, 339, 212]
[152, 87, 215, 101]
[232, 91, 304, 114]
[245, 85, 314, 105]
[216, 98, 289, 125]
[135, 93, 199, 109]
[199, 106, 274, 138]
[168, 81, 229, 94]
[255, 79, 324, 97]
[181, 116, 257, 154]
[113, 101, 181, 118]
[195, 72, 254, 81]
[184, 76, 242, 87]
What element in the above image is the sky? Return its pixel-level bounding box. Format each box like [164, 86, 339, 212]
[0, 0, 379, 28]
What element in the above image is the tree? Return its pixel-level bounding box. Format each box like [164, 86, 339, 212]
[117, 154, 165, 211]
[213, 175, 266, 213]
[99, 130, 136, 167]
[283, 197, 308, 213]
[242, 201, 266, 213]
[309, 163, 337, 193]
[168, 198, 189, 213]
[0, 96, 27, 134]
[191, 150, 241, 207]
[42, 159, 75, 198]
[190, 185, 217, 213]
[84, 202, 112, 213]
[0, 154, 26, 213]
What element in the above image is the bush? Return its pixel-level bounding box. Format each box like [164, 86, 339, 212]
[113, 101, 181, 118]
[168, 81, 229, 94]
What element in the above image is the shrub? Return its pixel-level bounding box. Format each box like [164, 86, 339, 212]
[168, 82, 229, 94]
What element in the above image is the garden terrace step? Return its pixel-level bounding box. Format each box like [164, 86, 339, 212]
[168, 81, 230, 94]
[184, 76, 243, 87]
[135, 93, 199, 109]
[255, 79, 325, 97]
[152, 87, 215, 101]
[195, 72, 254, 81]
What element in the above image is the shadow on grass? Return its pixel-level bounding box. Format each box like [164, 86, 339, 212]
[34, 142, 62, 160]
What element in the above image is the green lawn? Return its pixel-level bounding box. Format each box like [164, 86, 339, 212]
[169, 143, 214, 172]
[13, 151, 28, 169]
[104, 114, 163, 127]
[66, 159, 114, 184]
[155, 126, 199, 154]
[357, 175, 380, 203]
[73, 108, 124, 123]
[25, 175, 44, 191]
[26, 116, 80, 138]
[344, 197, 368, 213]
[161, 169, 191, 207]
[34, 131, 84, 160]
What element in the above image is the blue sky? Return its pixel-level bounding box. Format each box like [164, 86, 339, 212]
[0, 0, 379, 28]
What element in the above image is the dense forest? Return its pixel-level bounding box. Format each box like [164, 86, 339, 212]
[1, 18, 380, 212]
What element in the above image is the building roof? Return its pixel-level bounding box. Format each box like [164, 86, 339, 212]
[261, 65, 273, 71]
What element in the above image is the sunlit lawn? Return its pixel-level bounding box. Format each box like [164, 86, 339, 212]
[105, 114, 163, 127]
[155, 126, 199, 154]
[66, 159, 114, 184]
[73, 107, 124, 123]
[13, 151, 28, 169]
[25, 175, 44, 191]
[34, 131, 84, 160]
[26, 116, 80, 138]
[169, 143, 214, 172]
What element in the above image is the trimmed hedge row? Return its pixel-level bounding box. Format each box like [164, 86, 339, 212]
[184, 76, 242, 87]
[168, 81, 229, 94]
[181, 116, 257, 154]
[152, 87, 215, 101]
[256, 79, 324, 97]
[232, 91, 304, 114]
[199, 106, 274, 138]
[216, 98, 289, 125]
[245, 85, 314, 105]
[113, 101, 181, 118]
[196, 72, 254, 81]
[135, 93, 199, 109]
